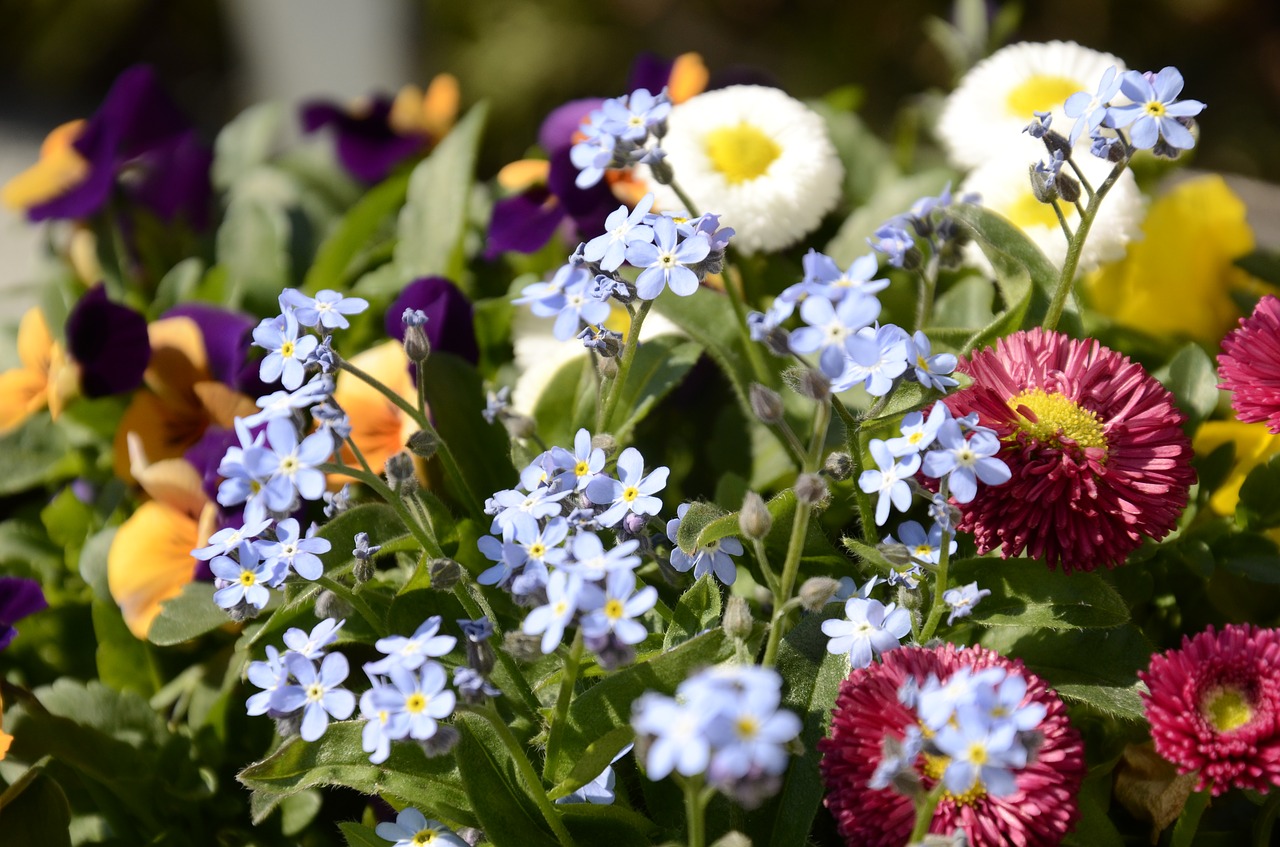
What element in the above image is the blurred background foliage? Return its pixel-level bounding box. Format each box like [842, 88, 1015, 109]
[1, 0, 1278, 180]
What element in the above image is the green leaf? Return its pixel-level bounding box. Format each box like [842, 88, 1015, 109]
[238, 721, 472, 826]
[548, 629, 732, 786]
[216, 192, 291, 313]
[421, 352, 516, 509]
[0, 415, 80, 495]
[150, 257, 205, 317]
[675, 502, 728, 555]
[963, 265, 1032, 354]
[560, 803, 658, 847]
[930, 274, 996, 331]
[280, 789, 324, 837]
[92, 599, 156, 696]
[304, 171, 411, 294]
[0, 518, 62, 574]
[1235, 248, 1280, 287]
[808, 101, 893, 206]
[338, 822, 386, 847]
[1237, 454, 1280, 530]
[606, 335, 703, 443]
[147, 583, 229, 646]
[665, 575, 724, 651]
[212, 102, 285, 191]
[981, 625, 1152, 721]
[0, 767, 72, 847]
[454, 712, 559, 847]
[395, 103, 488, 285]
[1158, 344, 1219, 432]
[743, 612, 848, 847]
[1063, 772, 1126, 847]
[948, 557, 1130, 630]
[531, 355, 597, 449]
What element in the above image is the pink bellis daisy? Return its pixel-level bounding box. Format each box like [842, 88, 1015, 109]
[819, 643, 1085, 847]
[1140, 623, 1280, 796]
[1218, 295, 1280, 433]
[941, 329, 1195, 573]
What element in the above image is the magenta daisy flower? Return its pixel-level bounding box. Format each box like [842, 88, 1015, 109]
[1140, 624, 1280, 796]
[941, 329, 1195, 573]
[1218, 295, 1280, 433]
[819, 643, 1084, 847]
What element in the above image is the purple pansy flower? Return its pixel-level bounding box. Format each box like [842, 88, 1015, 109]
[64, 284, 150, 397]
[301, 96, 426, 183]
[0, 577, 48, 651]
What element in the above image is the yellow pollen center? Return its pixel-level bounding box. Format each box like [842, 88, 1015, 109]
[575, 460, 590, 477]
[735, 716, 760, 739]
[705, 123, 781, 184]
[1204, 687, 1254, 732]
[914, 544, 933, 557]
[239, 571, 257, 587]
[922, 750, 988, 806]
[377, 709, 389, 724]
[1005, 74, 1081, 118]
[622, 486, 639, 503]
[405, 693, 428, 714]
[605, 599, 625, 619]
[306, 683, 324, 701]
[1144, 100, 1168, 118]
[280, 456, 298, 474]
[281, 340, 295, 358]
[528, 542, 546, 559]
[413, 831, 436, 845]
[1010, 388, 1107, 451]
[967, 743, 988, 765]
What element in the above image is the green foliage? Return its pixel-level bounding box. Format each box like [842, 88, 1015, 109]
[147, 583, 230, 646]
[1158, 344, 1220, 432]
[664, 574, 723, 650]
[304, 171, 411, 294]
[1237, 454, 1280, 530]
[948, 558, 1131, 630]
[0, 415, 81, 496]
[0, 761, 73, 847]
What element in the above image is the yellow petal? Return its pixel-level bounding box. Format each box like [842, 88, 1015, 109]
[145, 316, 210, 404]
[497, 159, 551, 192]
[113, 390, 208, 483]
[45, 342, 79, 420]
[0, 689, 10, 761]
[16, 307, 53, 375]
[668, 53, 709, 104]
[0, 368, 48, 434]
[1193, 420, 1280, 516]
[108, 500, 199, 638]
[331, 340, 418, 479]
[422, 73, 460, 139]
[193, 381, 258, 428]
[1085, 176, 1261, 344]
[0, 120, 89, 210]
[389, 83, 428, 137]
[127, 432, 210, 520]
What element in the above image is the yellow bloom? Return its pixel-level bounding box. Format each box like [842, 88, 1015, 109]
[1193, 420, 1280, 517]
[331, 340, 419, 481]
[389, 74, 460, 141]
[0, 307, 77, 434]
[1085, 176, 1264, 345]
[0, 120, 89, 211]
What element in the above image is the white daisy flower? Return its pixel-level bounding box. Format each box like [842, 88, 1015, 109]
[958, 143, 1145, 274]
[644, 85, 843, 255]
[937, 41, 1126, 169]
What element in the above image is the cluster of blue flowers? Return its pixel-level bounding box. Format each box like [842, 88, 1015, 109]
[198, 288, 370, 618]
[515, 193, 734, 344]
[631, 665, 801, 808]
[872, 665, 1047, 800]
[1064, 65, 1205, 159]
[477, 429, 667, 664]
[570, 89, 671, 189]
[244, 618, 354, 741]
[868, 185, 980, 271]
[747, 248, 958, 394]
[822, 577, 912, 670]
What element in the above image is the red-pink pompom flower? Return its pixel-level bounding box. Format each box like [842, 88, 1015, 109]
[1139, 624, 1280, 796]
[1218, 295, 1280, 433]
[819, 643, 1085, 847]
[942, 328, 1195, 573]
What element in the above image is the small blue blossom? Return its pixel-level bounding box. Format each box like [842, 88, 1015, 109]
[277, 652, 355, 741]
[522, 570, 603, 654]
[359, 684, 402, 764]
[943, 581, 992, 626]
[253, 418, 334, 512]
[801, 250, 890, 301]
[632, 692, 713, 779]
[514, 262, 590, 312]
[836, 324, 910, 396]
[453, 666, 501, 703]
[580, 569, 657, 645]
[193, 514, 273, 561]
[787, 293, 881, 378]
[258, 517, 331, 582]
[245, 376, 333, 427]
[557, 531, 641, 581]
[489, 485, 573, 535]
[1109, 67, 1205, 151]
[584, 195, 656, 272]
[626, 216, 710, 300]
[252, 311, 317, 391]
[280, 288, 369, 330]
[482, 386, 512, 424]
[665, 503, 744, 585]
[536, 275, 612, 342]
[858, 439, 921, 526]
[586, 447, 669, 527]
[1022, 110, 1053, 139]
[375, 807, 468, 847]
[934, 719, 1025, 798]
[211, 542, 274, 610]
[551, 428, 607, 491]
[868, 724, 923, 790]
[246, 645, 290, 716]
[401, 308, 429, 328]
[556, 746, 631, 805]
[905, 331, 958, 392]
[868, 223, 916, 268]
[891, 519, 955, 567]
[377, 662, 456, 740]
[920, 420, 1011, 504]
[599, 88, 671, 142]
[366, 616, 458, 675]
[282, 617, 345, 659]
[1064, 66, 1123, 145]
[884, 401, 949, 457]
[821, 596, 912, 669]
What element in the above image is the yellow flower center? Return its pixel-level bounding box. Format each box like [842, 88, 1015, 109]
[622, 486, 639, 503]
[528, 542, 547, 559]
[1005, 74, 1080, 119]
[705, 122, 781, 184]
[405, 692, 428, 714]
[967, 742, 988, 765]
[413, 830, 437, 845]
[735, 715, 760, 739]
[239, 571, 257, 587]
[281, 340, 295, 358]
[306, 683, 324, 702]
[574, 460, 590, 477]
[1010, 388, 1107, 451]
[1203, 686, 1254, 733]
[1144, 100, 1168, 118]
[604, 599, 625, 620]
[922, 750, 988, 806]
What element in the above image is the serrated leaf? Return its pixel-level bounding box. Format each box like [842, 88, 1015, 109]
[549, 629, 732, 786]
[396, 103, 488, 285]
[147, 583, 230, 646]
[948, 557, 1130, 630]
[664, 575, 723, 650]
[304, 171, 411, 294]
[238, 721, 472, 826]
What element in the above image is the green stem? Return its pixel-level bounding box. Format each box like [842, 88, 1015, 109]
[316, 575, 386, 636]
[1171, 787, 1210, 847]
[681, 777, 711, 847]
[1254, 787, 1280, 847]
[320, 454, 443, 559]
[1065, 155, 1095, 199]
[1042, 157, 1129, 332]
[908, 783, 946, 842]
[722, 261, 773, 386]
[542, 629, 584, 781]
[917, 479, 954, 643]
[474, 704, 579, 847]
[1050, 199, 1074, 241]
[912, 252, 939, 333]
[599, 299, 653, 433]
[751, 537, 780, 596]
[833, 398, 878, 543]
[453, 582, 542, 718]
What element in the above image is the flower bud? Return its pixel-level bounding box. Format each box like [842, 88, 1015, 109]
[429, 558, 462, 591]
[823, 451, 854, 481]
[407, 429, 439, 459]
[598, 357, 619, 379]
[710, 833, 753, 847]
[1040, 128, 1072, 160]
[794, 367, 831, 403]
[385, 450, 418, 494]
[402, 323, 431, 364]
[794, 473, 828, 506]
[1056, 171, 1082, 204]
[749, 383, 785, 425]
[723, 595, 754, 641]
[1028, 164, 1060, 204]
[315, 589, 353, 621]
[648, 158, 675, 185]
[503, 631, 544, 662]
[739, 491, 772, 540]
[878, 542, 915, 567]
[798, 577, 840, 612]
[591, 433, 617, 456]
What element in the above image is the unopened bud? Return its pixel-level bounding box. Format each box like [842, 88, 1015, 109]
[739, 491, 772, 540]
[429, 558, 462, 591]
[796, 368, 831, 403]
[407, 429, 439, 459]
[315, 589, 353, 621]
[591, 433, 617, 456]
[274, 712, 303, 738]
[385, 450, 418, 494]
[710, 833, 753, 847]
[598, 357, 619, 379]
[798, 577, 840, 612]
[353, 557, 375, 584]
[648, 158, 675, 185]
[723, 595, 754, 640]
[419, 725, 460, 757]
[1028, 164, 1059, 204]
[503, 631, 544, 662]
[878, 542, 915, 567]
[402, 324, 431, 364]
[1057, 172, 1082, 204]
[749, 384, 785, 425]
[1040, 129, 1072, 160]
[794, 473, 828, 506]
[823, 452, 853, 481]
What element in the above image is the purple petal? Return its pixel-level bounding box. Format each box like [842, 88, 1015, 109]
[127, 129, 213, 228]
[539, 99, 604, 154]
[162, 303, 256, 387]
[485, 188, 566, 257]
[65, 284, 150, 397]
[627, 54, 675, 98]
[302, 95, 424, 183]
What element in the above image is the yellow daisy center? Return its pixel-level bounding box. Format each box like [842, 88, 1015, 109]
[604, 599, 625, 620]
[1203, 686, 1253, 733]
[1010, 388, 1107, 451]
[705, 123, 781, 184]
[622, 486, 639, 503]
[1005, 74, 1080, 119]
[405, 692, 428, 714]
[1144, 100, 1167, 118]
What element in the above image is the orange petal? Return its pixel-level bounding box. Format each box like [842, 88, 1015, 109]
[16, 307, 54, 375]
[0, 368, 47, 434]
[422, 73, 460, 139]
[331, 340, 418, 480]
[45, 342, 79, 420]
[113, 390, 208, 483]
[126, 432, 210, 520]
[497, 159, 551, 192]
[389, 83, 428, 137]
[0, 120, 89, 210]
[145, 317, 211, 404]
[668, 53, 709, 104]
[108, 500, 199, 638]
[194, 381, 258, 428]
[0, 688, 10, 760]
